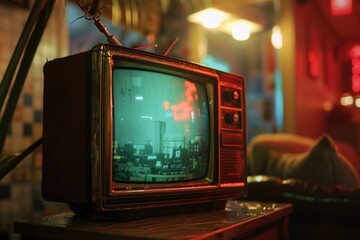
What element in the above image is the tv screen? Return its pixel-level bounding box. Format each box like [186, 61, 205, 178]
[112, 69, 210, 183]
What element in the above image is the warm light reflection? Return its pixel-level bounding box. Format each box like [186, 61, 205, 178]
[323, 101, 333, 111]
[340, 93, 354, 106]
[350, 44, 360, 57]
[164, 81, 199, 121]
[231, 21, 250, 41]
[308, 51, 320, 78]
[355, 97, 360, 108]
[202, 17, 222, 29]
[351, 45, 360, 92]
[354, 94, 360, 107]
[188, 8, 262, 37]
[271, 25, 283, 49]
[222, 19, 262, 37]
[331, 0, 352, 16]
[187, 8, 230, 29]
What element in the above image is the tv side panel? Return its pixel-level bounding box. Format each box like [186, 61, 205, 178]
[218, 72, 247, 190]
[42, 52, 91, 202]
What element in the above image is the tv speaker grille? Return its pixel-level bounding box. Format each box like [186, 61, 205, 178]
[219, 149, 245, 184]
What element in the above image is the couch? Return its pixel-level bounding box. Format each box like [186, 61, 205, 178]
[245, 133, 360, 240]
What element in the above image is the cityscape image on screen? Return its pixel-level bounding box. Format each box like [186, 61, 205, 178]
[112, 69, 210, 183]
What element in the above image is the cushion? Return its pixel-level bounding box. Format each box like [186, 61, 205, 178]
[247, 133, 315, 175]
[335, 141, 360, 174]
[248, 134, 360, 189]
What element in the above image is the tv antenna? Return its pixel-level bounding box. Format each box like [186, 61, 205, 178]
[74, 0, 180, 53]
[163, 37, 179, 56]
[74, 0, 122, 46]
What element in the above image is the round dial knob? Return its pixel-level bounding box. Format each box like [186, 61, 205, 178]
[225, 112, 240, 124]
[231, 91, 239, 101]
[231, 112, 239, 123]
[224, 90, 239, 102]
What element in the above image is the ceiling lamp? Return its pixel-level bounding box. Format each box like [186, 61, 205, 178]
[187, 8, 231, 29]
[271, 25, 283, 49]
[188, 8, 263, 40]
[222, 20, 262, 41]
[232, 23, 250, 41]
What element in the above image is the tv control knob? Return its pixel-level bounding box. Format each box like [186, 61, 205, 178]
[224, 90, 239, 102]
[225, 112, 240, 124]
[231, 112, 239, 123]
[231, 91, 239, 101]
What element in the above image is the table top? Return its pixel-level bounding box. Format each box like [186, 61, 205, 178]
[14, 200, 292, 240]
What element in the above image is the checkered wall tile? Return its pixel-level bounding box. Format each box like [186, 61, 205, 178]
[0, 2, 70, 239]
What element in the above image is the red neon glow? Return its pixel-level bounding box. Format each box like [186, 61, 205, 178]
[163, 81, 198, 121]
[163, 101, 170, 110]
[352, 57, 360, 92]
[331, 0, 352, 16]
[350, 44, 360, 58]
[308, 51, 320, 78]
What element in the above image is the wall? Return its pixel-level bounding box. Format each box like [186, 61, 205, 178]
[292, 1, 342, 138]
[0, 2, 69, 239]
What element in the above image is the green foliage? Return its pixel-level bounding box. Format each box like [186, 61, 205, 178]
[0, 0, 54, 180]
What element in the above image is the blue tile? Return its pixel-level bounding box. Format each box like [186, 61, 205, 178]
[23, 94, 33, 107]
[34, 110, 42, 123]
[23, 123, 32, 136]
[0, 185, 10, 199]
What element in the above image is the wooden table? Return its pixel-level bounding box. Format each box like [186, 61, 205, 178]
[14, 200, 292, 240]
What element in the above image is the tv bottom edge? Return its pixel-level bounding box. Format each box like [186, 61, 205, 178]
[68, 190, 245, 220]
[69, 200, 230, 221]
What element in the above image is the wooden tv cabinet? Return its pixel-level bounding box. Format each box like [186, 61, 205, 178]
[14, 200, 292, 240]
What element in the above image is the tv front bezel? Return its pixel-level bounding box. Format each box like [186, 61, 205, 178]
[92, 48, 224, 202]
[42, 44, 246, 216]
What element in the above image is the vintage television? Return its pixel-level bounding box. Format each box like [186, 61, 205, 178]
[42, 44, 247, 218]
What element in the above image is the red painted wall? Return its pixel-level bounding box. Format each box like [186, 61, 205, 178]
[293, 1, 343, 138]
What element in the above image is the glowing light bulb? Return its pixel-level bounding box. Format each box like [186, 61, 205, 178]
[202, 16, 221, 29]
[355, 98, 360, 108]
[271, 25, 283, 49]
[188, 8, 230, 30]
[340, 93, 354, 106]
[232, 22, 250, 41]
[201, 10, 226, 29]
[354, 95, 360, 107]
